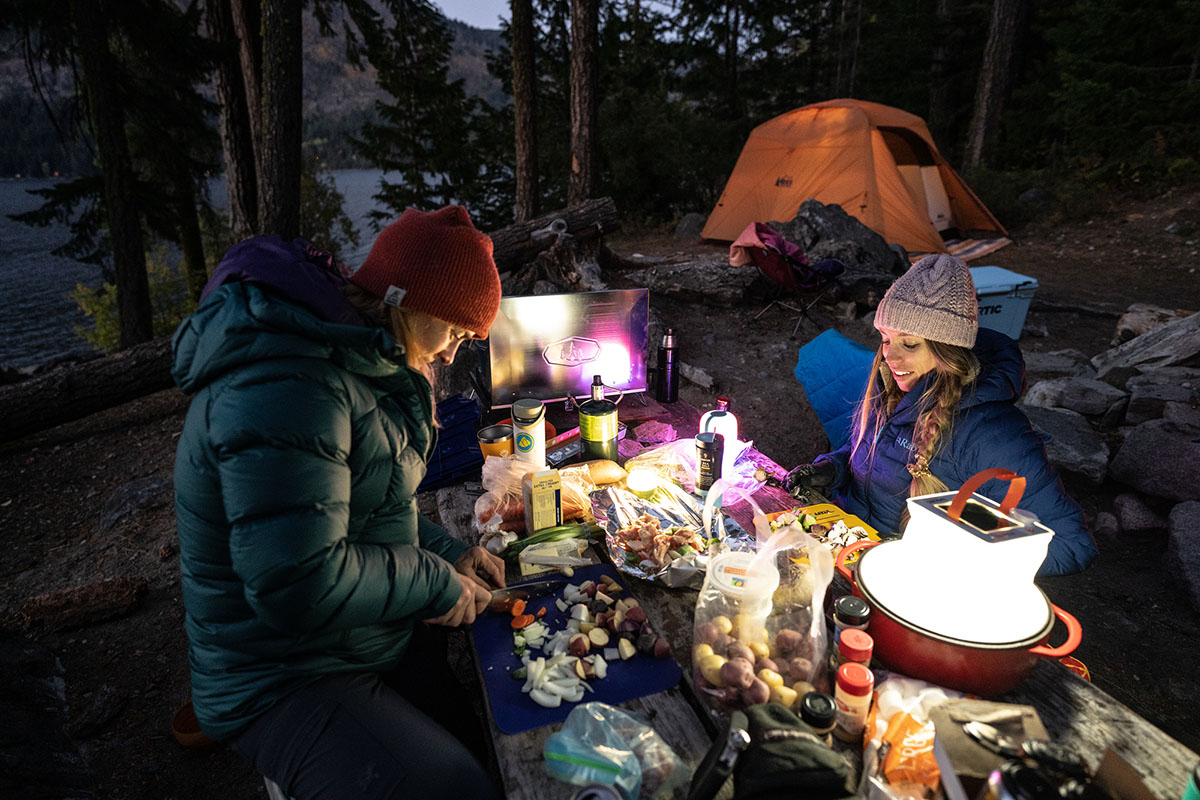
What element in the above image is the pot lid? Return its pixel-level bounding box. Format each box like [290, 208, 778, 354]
[857, 541, 1052, 644]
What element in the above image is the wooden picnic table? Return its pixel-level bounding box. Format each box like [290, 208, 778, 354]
[433, 397, 1199, 800]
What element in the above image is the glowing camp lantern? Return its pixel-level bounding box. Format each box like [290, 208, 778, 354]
[855, 469, 1055, 644]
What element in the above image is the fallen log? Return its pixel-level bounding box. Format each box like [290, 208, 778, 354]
[489, 196, 619, 272]
[0, 198, 621, 443]
[0, 337, 175, 443]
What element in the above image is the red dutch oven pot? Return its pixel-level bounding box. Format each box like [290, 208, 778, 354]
[833, 469, 1082, 697]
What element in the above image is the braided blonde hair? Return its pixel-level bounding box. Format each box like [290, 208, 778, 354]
[850, 338, 980, 530]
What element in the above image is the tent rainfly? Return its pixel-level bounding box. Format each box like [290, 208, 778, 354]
[701, 98, 1008, 256]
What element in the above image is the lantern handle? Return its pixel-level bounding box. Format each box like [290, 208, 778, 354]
[947, 468, 1026, 521]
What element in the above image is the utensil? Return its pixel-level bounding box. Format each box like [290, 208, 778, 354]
[964, 721, 1090, 781]
[487, 578, 566, 614]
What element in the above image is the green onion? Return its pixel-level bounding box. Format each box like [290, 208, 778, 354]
[500, 522, 603, 562]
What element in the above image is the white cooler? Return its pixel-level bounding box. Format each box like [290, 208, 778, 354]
[969, 266, 1038, 340]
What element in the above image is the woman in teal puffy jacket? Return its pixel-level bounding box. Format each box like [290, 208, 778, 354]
[172, 207, 505, 799]
[787, 255, 1097, 576]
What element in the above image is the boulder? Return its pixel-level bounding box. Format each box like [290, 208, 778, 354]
[1022, 349, 1096, 381]
[1091, 308, 1200, 379]
[1124, 367, 1200, 426]
[674, 212, 707, 240]
[1165, 501, 1200, 614]
[1163, 400, 1200, 429]
[1112, 492, 1167, 532]
[1018, 405, 1110, 484]
[1108, 420, 1200, 501]
[1091, 510, 1120, 542]
[1022, 377, 1127, 418]
[767, 199, 907, 305]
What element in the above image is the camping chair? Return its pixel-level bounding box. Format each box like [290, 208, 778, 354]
[730, 222, 844, 336]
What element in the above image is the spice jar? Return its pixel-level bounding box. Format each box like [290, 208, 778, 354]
[833, 662, 874, 743]
[799, 691, 837, 747]
[835, 628, 874, 672]
[832, 595, 870, 644]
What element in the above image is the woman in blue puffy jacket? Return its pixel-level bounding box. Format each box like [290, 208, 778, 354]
[787, 254, 1097, 576]
[172, 206, 505, 798]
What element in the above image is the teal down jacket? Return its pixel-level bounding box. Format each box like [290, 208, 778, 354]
[171, 280, 467, 741]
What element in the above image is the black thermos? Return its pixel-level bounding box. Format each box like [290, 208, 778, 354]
[696, 432, 724, 495]
[656, 328, 679, 403]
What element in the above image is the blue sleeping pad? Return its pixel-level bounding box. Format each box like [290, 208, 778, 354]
[793, 330, 875, 451]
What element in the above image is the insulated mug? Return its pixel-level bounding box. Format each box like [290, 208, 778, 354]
[477, 424, 514, 458]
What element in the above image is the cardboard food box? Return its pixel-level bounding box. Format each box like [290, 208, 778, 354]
[522, 468, 563, 534]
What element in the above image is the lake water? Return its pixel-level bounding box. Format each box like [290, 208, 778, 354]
[0, 169, 396, 370]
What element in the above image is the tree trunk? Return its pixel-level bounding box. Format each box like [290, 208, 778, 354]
[928, 0, 957, 149]
[511, 0, 539, 222]
[963, 0, 1027, 170]
[206, 0, 258, 243]
[173, 164, 209, 303]
[69, 0, 153, 350]
[257, 0, 302, 239]
[568, 0, 599, 207]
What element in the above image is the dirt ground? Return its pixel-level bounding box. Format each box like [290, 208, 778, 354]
[2, 185, 1198, 799]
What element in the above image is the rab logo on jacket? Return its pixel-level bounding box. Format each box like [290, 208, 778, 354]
[895, 434, 914, 452]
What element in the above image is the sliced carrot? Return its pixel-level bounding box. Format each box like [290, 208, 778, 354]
[535, 606, 547, 618]
[510, 599, 527, 617]
[511, 614, 535, 630]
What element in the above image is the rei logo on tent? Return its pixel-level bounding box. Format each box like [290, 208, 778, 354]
[775, 175, 793, 187]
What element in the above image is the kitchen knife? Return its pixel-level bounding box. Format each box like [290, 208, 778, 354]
[487, 578, 567, 614]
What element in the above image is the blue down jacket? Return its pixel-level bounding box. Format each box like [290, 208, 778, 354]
[171, 236, 467, 740]
[811, 328, 1097, 576]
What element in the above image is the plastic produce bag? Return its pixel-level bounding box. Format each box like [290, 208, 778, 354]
[693, 479, 835, 710]
[624, 439, 762, 496]
[543, 702, 690, 799]
[473, 455, 597, 534]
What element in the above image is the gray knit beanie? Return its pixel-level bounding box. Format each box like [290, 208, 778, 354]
[874, 254, 978, 347]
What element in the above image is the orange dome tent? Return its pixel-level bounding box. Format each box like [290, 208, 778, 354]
[701, 99, 1009, 257]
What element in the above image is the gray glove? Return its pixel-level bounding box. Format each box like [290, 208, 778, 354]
[785, 460, 836, 492]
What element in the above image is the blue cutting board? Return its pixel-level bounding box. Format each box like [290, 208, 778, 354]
[472, 564, 682, 735]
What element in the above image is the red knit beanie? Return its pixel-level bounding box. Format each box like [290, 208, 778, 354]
[350, 205, 502, 338]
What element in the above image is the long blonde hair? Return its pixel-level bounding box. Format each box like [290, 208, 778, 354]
[850, 339, 980, 524]
[340, 283, 436, 381]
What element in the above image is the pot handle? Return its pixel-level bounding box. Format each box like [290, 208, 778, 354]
[1028, 604, 1082, 658]
[947, 468, 1026, 521]
[835, 540, 877, 582]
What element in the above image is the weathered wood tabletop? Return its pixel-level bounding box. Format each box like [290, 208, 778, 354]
[434, 398, 1199, 800]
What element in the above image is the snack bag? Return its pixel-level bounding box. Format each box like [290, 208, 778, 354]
[473, 455, 601, 534]
[862, 675, 962, 798]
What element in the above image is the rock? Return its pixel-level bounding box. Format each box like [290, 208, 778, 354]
[1017, 187, 1054, 208]
[68, 683, 125, 739]
[1124, 367, 1200, 426]
[1163, 400, 1200, 429]
[624, 258, 759, 306]
[1166, 501, 1200, 614]
[1022, 349, 1096, 381]
[674, 212, 706, 239]
[679, 361, 714, 389]
[1091, 308, 1200, 378]
[1022, 322, 1049, 338]
[767, 199, 907, 305]
[0, 637, 94, 796]
[1112, 492, 1167, 532]
[1092, 510, 1120, 541]
[1165, 220, 1194, 237]
[1018, 405, 1110, 484]
[1022, 377, 1127, 418]
[99, 475, 173, 530]
[1108, 420, 1200, 501]
[1112, 303, 1195, 345]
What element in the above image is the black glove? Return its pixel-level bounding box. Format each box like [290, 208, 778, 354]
[785, 460, 836, 491]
